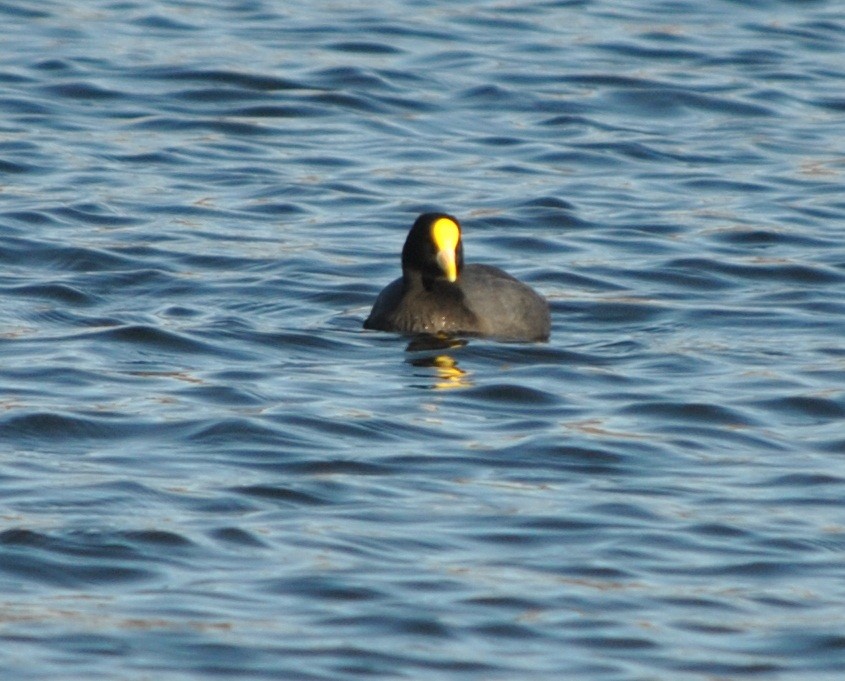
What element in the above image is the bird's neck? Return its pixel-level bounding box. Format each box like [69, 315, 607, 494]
[404, 271, 463, 299]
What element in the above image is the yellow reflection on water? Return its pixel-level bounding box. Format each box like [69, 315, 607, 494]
[410, 353, 472, 391]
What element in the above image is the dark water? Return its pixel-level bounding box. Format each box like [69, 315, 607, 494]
[2, 0, 845, 678]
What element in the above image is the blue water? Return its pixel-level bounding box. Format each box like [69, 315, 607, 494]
[2, 1, 845, 678]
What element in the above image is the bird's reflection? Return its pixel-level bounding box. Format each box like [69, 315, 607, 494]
[404, 333, 467, 353]
[406, 334, 472, 390]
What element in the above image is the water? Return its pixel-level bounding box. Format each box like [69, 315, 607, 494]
[2, 0, 845, 678]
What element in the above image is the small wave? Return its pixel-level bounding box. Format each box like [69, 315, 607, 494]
[230, 484, 330, 507]
[7, 282, 93, 305]
[96, 325, 235, 358]
[1, 411, 122, 441]
[0, 528, 159, 587]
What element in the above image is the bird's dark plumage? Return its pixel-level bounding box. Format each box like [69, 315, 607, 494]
[364, 213, 550, 342]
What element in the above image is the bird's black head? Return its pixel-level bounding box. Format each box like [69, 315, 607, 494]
[401, 213, 464, 286]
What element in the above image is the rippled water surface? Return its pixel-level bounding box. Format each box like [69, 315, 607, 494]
[2, 1, 845, 678]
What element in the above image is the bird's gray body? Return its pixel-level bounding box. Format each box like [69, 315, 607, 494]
[364, 264, 550, 342]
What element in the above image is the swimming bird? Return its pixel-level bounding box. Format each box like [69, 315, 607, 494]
[364, 213, 550, 342]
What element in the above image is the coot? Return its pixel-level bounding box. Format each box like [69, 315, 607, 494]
[364, 213, 550, 342]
